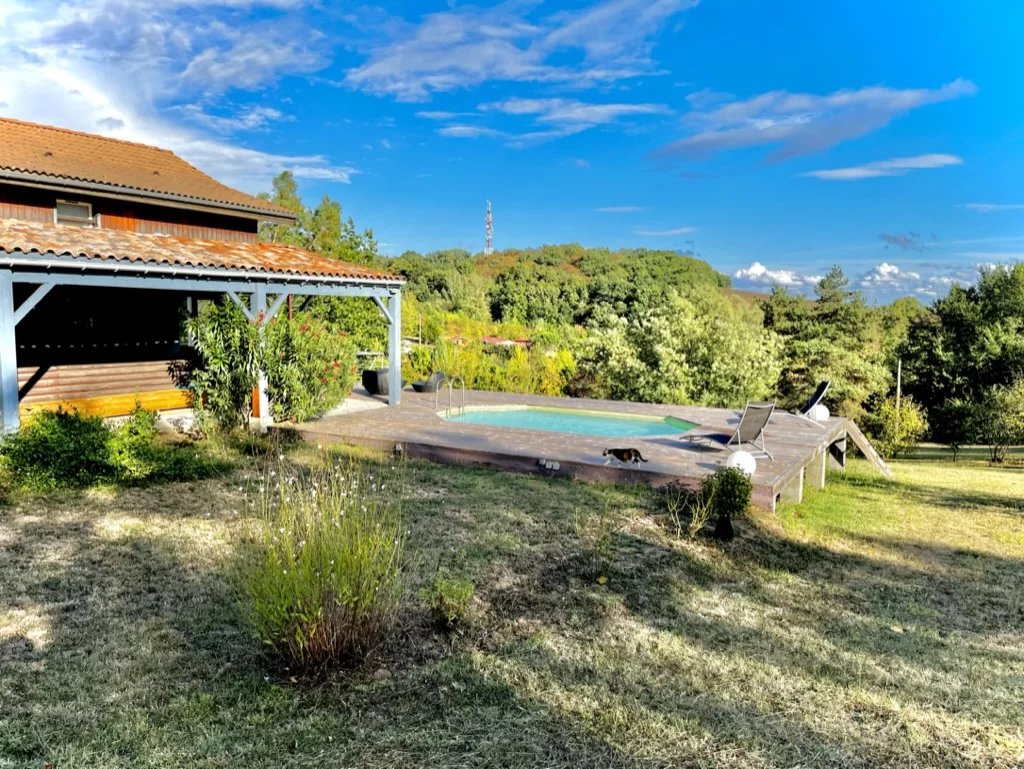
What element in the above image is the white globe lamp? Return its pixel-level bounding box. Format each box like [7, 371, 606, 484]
[808, 404, 830, 422]
[725, 450, 757, 476]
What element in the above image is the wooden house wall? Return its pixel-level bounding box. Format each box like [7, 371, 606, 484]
[14, 285, 194, 417]
[0, 183, 259, 242]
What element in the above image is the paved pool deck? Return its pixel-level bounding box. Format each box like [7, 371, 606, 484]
[290, 388, 850, 511]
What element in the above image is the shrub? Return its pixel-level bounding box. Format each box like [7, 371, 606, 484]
[1, 408, 113, 489]
[700, 466, 752, 541]
[974, 381, 1024, 463]
[109, 407, 162, 482]
[239, 455, 407, 671]
[186, 301, 261, 431]
[875, 396, 929, 459]
[0, 406, 228, 491]
[264, 313, 358, 423]
[421, 573, 474, 631]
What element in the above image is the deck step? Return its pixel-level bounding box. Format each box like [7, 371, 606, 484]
[845, 420, 893, 479]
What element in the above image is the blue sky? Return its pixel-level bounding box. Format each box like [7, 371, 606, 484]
[1, 0, 1022, 302]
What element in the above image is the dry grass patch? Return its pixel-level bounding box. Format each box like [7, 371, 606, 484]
[0, 454, 1022, 768]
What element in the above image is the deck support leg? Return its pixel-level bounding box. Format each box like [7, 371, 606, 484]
[779, 467, 804, 504]
[809, 449, 827, 490]
[828, 437, 847, 472]
[0, 270, 18, 434]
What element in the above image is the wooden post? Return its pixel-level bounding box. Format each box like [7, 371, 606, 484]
[251, 285, 271, 431]
[387, 291, 402, 406]
[808, 449, 827, 490]
[0, 270, 18, 433]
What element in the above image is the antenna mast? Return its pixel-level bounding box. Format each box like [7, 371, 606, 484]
[484, 200, 493, 255]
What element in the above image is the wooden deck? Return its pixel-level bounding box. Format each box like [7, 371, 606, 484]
[292, 389, 853, 511]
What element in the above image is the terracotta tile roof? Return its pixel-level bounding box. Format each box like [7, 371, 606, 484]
[0, 117, 294, 220]
[0, 219, 402, 284]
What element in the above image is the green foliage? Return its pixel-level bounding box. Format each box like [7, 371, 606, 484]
[761, 268, 889, 420]
[264, 313, 359, 422]
[186, 301, 261, 431]
[575, 291, 782, 407]
[421, 573, 475, 631]
[875, 397, 929, 459]
[109, 407, 162, 481]
[0, 407, 226, 490]
[1, 408, 113, 489]
[700, 466, 753, 540]
[259, 172, 379, 265]
[973, 380, 1024, 463]
[931, 399, 975, 461]
[239, 456, 407, 671]
[901, 264, 1024, 427]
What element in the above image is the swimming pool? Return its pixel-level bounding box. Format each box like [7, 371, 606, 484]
[443, 405, 697, 438]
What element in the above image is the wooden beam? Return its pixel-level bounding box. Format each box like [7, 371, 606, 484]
[226, 290, 256, 322]
[252, 285, 271, 431]
[14, 283, 54, 325]
[845, 420, 892, 479]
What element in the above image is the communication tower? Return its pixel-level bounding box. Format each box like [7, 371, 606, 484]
[484, 201, 493, 255]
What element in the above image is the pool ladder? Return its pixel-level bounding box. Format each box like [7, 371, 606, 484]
[435, 375, 466, 417]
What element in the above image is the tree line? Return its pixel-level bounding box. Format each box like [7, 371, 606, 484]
[237, 172, 1023, 456]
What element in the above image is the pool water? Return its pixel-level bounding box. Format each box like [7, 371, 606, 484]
[444, 406, 696, 438]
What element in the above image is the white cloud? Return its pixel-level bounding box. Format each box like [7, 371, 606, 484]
[860, 262, 921, 286]
[343, 0, 697, 102]
[662, 79, 977, 161]
[481, 97, 669, 125]
[961, 203, 1024, 213]
[174, 103, 290, 133]
[0, 0, 352, 192]
[436, 97, 668, 147]
[803, 153, 962, 181]
[636, 226, 696, 236]
[733, 262, 822, 287]
[597, 206, 645, 213]
[437, 124, 506, 139]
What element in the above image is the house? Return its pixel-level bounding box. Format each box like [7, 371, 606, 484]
[0, 117, 405, 433]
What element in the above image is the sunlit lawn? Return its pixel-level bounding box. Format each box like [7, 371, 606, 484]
[1, 452, 1022, 768]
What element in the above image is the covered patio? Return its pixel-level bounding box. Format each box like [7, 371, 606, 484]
[0, 219, 405, 433]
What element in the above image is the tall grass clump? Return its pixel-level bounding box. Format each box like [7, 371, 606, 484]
[240, 454, 407, 671]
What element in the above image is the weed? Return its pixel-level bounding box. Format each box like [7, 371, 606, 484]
[573, 502, 622, 581]
[421, 572, 475, 631]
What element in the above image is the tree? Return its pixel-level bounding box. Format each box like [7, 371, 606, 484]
[761, 267, 889, 420]
[575, 291, 783, 407]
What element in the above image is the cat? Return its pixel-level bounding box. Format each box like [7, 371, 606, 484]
[603, 447, 649, 465]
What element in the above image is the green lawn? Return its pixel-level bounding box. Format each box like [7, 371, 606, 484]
[1, 453, 1022, 768]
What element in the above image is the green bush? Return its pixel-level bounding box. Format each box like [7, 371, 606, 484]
[239, 456, 407, 671]
[1, 408, 113, 489]
[264, 312, 358, 422]
[109, 407, 161, 482]
[0, 406, 227, 491]
[421, 573, 474, 631]
[875, 396, 929, 459]
[974, 381, 1024, 463]
[186, 302, 261, 431]
[700, 466, 752, 541]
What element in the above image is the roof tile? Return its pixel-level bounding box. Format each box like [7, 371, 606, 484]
[0, 117, 293, 219]
[0, 219, 402, 284]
